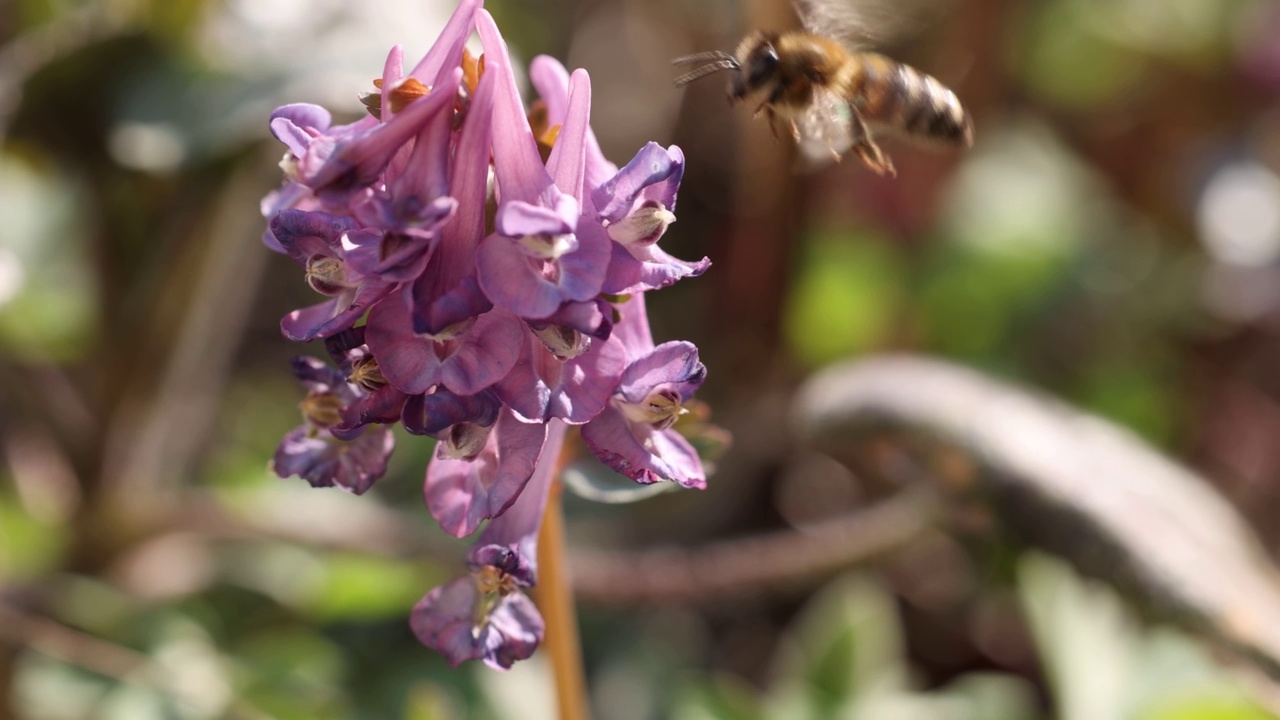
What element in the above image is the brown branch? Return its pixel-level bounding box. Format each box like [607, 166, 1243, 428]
[570, 487, 941, 605]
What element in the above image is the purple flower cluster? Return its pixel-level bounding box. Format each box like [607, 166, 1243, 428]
[262, 0, 711, 669]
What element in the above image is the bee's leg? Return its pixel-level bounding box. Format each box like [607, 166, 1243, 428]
[849, 111, 896, 177]
[754, 104, 781, 141]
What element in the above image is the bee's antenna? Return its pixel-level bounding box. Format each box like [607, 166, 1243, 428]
[672, 50, 736, 65]
[673, 59, 740, 87]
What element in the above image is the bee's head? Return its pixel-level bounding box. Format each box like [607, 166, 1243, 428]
[672, 32, 781, 100]
[730, 34, 781, 102]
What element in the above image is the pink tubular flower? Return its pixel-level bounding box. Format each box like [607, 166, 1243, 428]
[261, 0, 721, 670]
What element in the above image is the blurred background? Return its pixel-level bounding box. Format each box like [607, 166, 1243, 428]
[5, 0, 1280, 717]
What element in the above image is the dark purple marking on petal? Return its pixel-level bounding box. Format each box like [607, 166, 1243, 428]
[593, 142, 684, 224]
[402, 389, 501, 436]
[333, 384, 407, 439]
[290, 355, 345, 389]
[269, 209, 360, 265]
[469, 544, 533, 584]
[322, 326, 366, 365]
[617, 341, 705, 404]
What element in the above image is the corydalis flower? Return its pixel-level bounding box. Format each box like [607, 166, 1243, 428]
[582, 341, 707, 488]
[272, 355, 395, 494]
[412, 421, 564, 669]
[261, 0, 720, 671]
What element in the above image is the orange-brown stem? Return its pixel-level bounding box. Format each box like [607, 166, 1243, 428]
[535, 478, 589, 720]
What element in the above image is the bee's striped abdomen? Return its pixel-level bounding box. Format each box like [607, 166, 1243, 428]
[847, 53, 972, 148]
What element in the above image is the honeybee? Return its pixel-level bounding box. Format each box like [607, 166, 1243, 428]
[672, 1, 972, 176]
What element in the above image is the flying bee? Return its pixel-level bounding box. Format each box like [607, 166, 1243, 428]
[672, 3, 972, 176]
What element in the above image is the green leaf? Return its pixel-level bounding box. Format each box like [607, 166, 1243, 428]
[772, 575, 909, 716]
[1017, 553, 1137, 720]
[785, 230, 903, 369]
[305, 553, 441, 622]
[674, 674, 766, 720]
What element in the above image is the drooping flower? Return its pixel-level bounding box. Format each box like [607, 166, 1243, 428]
[411, 422, 565, 669]
[271, 355, 395, 494]
[262, 0, 720, 670]
[581, 340, 708, 488]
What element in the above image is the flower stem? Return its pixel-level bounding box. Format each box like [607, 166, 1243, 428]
[535, 478, 589, 720]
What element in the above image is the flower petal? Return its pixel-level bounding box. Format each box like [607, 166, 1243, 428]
[281, 277, 393, 341]
[545, 69, 591, 201]
[477, 9, 554, 206]
[269, 209, 360, 265]
[402, 389, 501, 436]
[617, 340, 706, 403]
[478, 592, 544, 670]
[477, 420, 568, 578]
[272, 425, 395, 494]
[367, 295, 525, 396]
[269, 103, 332, 157]
[603, 241, 711, 295]
[593, 142, 684, 224]
[409, 576, 544, 671]
[497, 332, 626, 424]
[580, 406, 705, 488]
[407, 0, 481, 85]
[494, 196, 578, 238]
[477, 219, 610, 318]
[425, 410, 548, 538]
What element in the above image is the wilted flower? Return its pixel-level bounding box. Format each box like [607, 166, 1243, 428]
[262, 0, 717, 669]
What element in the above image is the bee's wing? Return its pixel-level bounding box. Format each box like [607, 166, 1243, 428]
[794, 87, 854, 169]
[794, 0, 952, 47]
